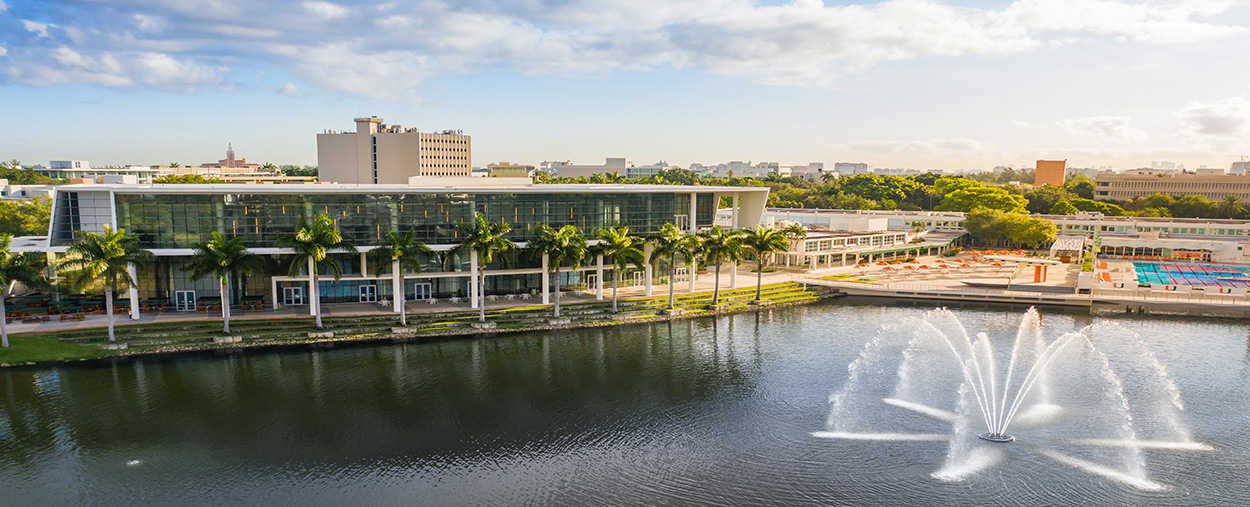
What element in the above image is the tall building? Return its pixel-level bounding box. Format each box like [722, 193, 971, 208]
[1231, 160, 1250, 176]
[1035, 160, 1067, 187]
[317, 117, 472, 184]
[201, 144, 259, 169]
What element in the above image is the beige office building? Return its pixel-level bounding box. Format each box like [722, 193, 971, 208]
[1094, 173, 1250, 202]
[317, 117, 471, 184]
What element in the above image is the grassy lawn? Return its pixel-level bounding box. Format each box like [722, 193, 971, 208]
[821, 274, 858, 281]
[0, 335, 116, 364]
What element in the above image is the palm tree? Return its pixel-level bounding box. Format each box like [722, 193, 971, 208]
[57, 225, 153, 342]
[168, 162, 180, 168]
[186, 232, 265, 335]
[0, 236, 47, 348]
[648, 223, 698, 310]
[276, 214, 357, 329]
[1219, 195, 1244, 219]
[261, 162, 277, 172]
[740, 226, 791, 301]
[697, 226, 745, 305]
[532, 225, 587, 318]
[369, 230, 431, 327]
[452, 212, 514, 323]
[595, 227, 644, 313]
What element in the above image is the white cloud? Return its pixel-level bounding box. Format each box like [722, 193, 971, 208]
[21, 20, 52, 38]
[5, 46, 223, 90]
[0, 1, 7, 13]
[0, 47, 6, 57]
[280, 82, 302, 97]
[303, 1, 348, 20]
[0, 0, 1244, 99]
[1179, 97, 1250, 135]
[1057, 116, 1148, 142]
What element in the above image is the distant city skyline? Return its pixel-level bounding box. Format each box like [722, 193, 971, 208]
[2, 0, 1248, 171]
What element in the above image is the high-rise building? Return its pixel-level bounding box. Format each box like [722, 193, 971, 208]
[317, 117, 471, 184]
[1035, 159, 1067, 187]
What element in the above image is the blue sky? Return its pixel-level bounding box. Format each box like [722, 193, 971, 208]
[2, 0, 1248, 171]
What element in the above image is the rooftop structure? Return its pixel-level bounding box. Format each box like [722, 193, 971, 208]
[200, 144, 259, 169]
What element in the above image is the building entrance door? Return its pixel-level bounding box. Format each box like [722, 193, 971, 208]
[675, 267, 688, 283]
[412, 283, 432, 300]
[175, 290, 196, 312]
[283, 287, 303, 306]
[359, 284, 378, 303]
[633, 271, 644, 287]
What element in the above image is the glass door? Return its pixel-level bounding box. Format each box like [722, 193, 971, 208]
[175, 290, 196, 312]
[359, 284, 377, 303]
[283, 287, 303, 306]
[413, 283, 432, 300]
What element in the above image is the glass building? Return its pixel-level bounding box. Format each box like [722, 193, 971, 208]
[42, 183, 769, 317]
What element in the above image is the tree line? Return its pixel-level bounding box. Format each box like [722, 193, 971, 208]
[0, 214, 807, 349]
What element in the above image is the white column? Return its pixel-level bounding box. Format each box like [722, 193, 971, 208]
[596, 254, 604, 300]
[688, 259, 697, 292]
[360, 252, 368, 277]
[643, 242, 653, 296]
[393, 260, 402, 314]
[469, 250, 479, 309]
[731, 194, 740, 229]
[689, 192, 698, 234]
[730, 261, 737, 287]
[127, 264, 140, 320]
[541, 253, 550, 304]
[271, 277, 279, 310]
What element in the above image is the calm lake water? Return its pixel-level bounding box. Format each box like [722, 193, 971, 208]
[1, 301, 1248, 506]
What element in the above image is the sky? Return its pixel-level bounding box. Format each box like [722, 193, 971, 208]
[1, 0, 1249, 171]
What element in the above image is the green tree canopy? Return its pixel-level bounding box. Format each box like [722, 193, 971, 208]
[1064, 174, 1095, 199]
[936, 186, 1029, 214]
[1170, 195, 1217, 218]
[1049, 201, 1079, 215]
[1026, 186, 1074, 214]
[1067, 198, 1125, 216]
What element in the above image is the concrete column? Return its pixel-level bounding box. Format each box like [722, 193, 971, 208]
[688, 259, 697, 292]
[689, 192, 698, 234]
[360, 252, 368, 278]
[596, 254, 604, 300]
[731, 195, 740, 229]
[643, 242, 654, 296]
[271, 277, 279, 310]
[541, 253, 550, 304]
[469, 250, 479, 308]
[730, 261, 737, 287]
[127, 264, 140, 320]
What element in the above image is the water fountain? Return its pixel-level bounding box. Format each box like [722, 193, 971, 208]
[813, 307, 1211, 490]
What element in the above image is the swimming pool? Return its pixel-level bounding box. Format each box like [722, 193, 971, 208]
[1132, 261, 1250, 287]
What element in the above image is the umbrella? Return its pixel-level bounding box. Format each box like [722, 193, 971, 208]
[857, 263, 870, 267]
[991, 262, 1003, 266]
[919, 265, 931, 269]
[904, 265, 917, 270]
[964, 250, 981, 255]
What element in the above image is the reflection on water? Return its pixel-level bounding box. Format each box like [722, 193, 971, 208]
[1, 304, 1248, 506]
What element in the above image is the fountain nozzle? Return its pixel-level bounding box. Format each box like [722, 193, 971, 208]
[978, 432, 1015, 443]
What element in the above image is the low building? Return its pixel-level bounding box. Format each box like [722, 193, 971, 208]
[1035, 159, 1066, 187]
[38, 161, 159, 183]
[486, 162, 535, 178]
[542, 158, 632, 178]
[1094, 172, 1250, 202]
[27, 180, 768, 318]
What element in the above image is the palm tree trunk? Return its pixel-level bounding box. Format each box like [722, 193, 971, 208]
[0, 293, 9, 348]
[553, 267, 562, 318]
[479, 266, 487, 323]
[756, 259, 764, 301]
[309, 257, 321, 329]
[394, 259, 406, 327]
[713, 262, 722, 305]
[221, 279, 231, 335]
[668, 263, 676, 310]
[106, 284, 116, 343]
[611, 269, 619, 313]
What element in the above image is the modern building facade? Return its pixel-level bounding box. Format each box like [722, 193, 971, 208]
[39, 161, 160, 183]
[317, 117, 472, 184]
[1094, 173, 1250, 202]
[36, 182, 768, 319]
[1035, 159, 1066, 187]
